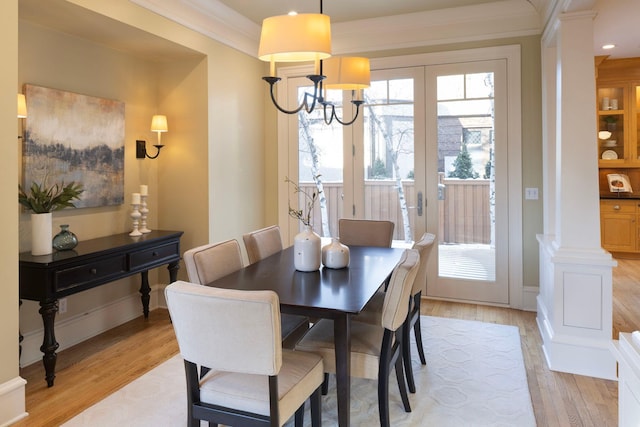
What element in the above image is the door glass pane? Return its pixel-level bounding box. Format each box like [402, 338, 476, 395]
[297, 87, 343, 238]
[363, 78, 415, 243]
[437, 72, 496, 281]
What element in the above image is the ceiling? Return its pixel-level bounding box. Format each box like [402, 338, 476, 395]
[214, 0, 511, 25]
[18, 0, 640, 60]
[214, 0, 639, 59]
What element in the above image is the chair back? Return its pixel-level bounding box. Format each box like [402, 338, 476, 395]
[166, 281, 282, 376]
[183, 239, 243, 285]
[338, 219, 395, 247]
[243, 225, 283, 265]
[411, 233, 436, 296]
[381, 249, 420, 331]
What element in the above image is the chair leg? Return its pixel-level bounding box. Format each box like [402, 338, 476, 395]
[402, 317, 416, 394]
[310, 386, 322, 427]
[321, 373, 329, 395]
[413, 296, 427, 365]
[294, 404, 305, 427]
[395, 352, 412, 413]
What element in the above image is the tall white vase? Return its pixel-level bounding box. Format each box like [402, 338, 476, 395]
[294, 225, 321, 272]
[31, 212, 53, 256]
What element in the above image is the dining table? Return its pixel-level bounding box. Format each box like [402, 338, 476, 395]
[204, 244, 405, 427]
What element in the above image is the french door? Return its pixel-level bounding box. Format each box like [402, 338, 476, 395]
[424, 60, 509, 304]
[282, 50, 519, 306]
[288, 67, 426, 245]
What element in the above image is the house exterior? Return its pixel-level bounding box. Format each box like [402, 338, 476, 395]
[0, 0, 621, 423]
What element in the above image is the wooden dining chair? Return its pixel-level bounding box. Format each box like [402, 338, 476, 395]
[338, 219, 395, 248]
[295, 249, 420, 427]
[165, 281, 324, 427]
[183, 239, 308, 348]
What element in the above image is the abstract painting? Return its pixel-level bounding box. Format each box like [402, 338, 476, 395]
[22, 84, 125, 208]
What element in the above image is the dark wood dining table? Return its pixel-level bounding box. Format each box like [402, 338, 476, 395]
[204, 244, 405, 426]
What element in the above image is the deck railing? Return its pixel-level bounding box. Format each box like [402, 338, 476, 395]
[299, 178, 491, 244]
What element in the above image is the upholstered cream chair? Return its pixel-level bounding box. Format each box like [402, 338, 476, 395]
[241, 226, 311, 347]
[183, 239, 309, 348]
[338, 219, 395, 248]
[355, 233, 436, 393]
[403, 233, 436, 392]
[295, 249, 420, 427]
[166, 281, 324, 427]
[243, 225, 284, 265]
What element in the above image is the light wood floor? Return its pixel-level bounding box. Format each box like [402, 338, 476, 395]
[16, 258, 640, 426]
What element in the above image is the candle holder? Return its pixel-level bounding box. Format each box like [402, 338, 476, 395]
[139, 195, 151, 233]
[129, 203, 142, 237]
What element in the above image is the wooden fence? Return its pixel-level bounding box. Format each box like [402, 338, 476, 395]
[299, 178, 491, 244]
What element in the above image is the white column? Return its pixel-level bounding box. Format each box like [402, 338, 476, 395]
[537, 11, 617, 380]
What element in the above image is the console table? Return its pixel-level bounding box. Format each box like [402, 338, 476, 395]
[19, 230, 183, 387]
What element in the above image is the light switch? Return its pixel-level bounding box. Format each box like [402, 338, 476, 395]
[525, 187, 539, 200]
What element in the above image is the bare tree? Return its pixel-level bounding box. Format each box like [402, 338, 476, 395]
[298, 112, 331, 237]
[365, 100, 413, 243]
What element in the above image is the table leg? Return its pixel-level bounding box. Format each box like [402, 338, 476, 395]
[39, 300, 60, 387]
[167, 261, 179, 283]
[333, 314, 351, 427]
[139, 270, 150, 319]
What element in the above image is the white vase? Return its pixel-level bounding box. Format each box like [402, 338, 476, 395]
[322, 237, 350, 269]
[31, 212, 53, 256]
[294, 225, 321, 272]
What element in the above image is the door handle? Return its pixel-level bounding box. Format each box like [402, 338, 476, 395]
[417, 191, 423, 216]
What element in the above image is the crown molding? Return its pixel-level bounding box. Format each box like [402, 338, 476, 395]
[129, 0, 542, 58]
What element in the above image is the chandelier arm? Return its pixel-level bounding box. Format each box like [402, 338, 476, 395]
[263, 75, 325, 115]
[323, 100, 364, 126]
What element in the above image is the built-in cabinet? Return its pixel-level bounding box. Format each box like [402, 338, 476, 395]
[600, 199, 639, 253]
[596, 57, 640, 256]
[596, 83, 640, 166]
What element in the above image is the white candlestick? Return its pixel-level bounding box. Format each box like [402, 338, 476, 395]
[139, 194, 151, 233]
[132, 192, 141, 205]
[129, 203, 142, 237]
[140, 185, 148, 196]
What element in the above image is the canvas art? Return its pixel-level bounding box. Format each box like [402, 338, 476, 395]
[22, 84, 125, 208]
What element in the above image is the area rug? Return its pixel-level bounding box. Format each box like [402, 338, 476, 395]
[63, 316, 536, 426]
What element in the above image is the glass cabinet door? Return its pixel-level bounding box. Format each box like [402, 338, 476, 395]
[597, 86, 625, 162]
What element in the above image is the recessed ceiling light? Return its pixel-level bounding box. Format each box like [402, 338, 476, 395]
[602, 44, 616, 50]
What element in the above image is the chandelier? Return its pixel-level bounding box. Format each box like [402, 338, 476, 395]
[257, 1, 370, 126]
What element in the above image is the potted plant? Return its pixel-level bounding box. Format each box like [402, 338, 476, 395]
[19, 181, 84, 255]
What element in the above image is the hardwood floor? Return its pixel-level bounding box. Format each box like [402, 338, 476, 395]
[16, 259, 639, 426]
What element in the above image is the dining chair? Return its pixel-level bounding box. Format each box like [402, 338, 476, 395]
[354, 233, 436, 394]
[295, 249, 420, 427]
[403, 233, 436, 392]
[338, 219, 395, 248]
[165, 281, 324, 427]
[243, 225, 284, 265]
[183, 239, 309, 348]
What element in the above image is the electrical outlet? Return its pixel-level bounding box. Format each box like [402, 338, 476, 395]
[59, 298, 67, 314]
[525, 187, 539, 200]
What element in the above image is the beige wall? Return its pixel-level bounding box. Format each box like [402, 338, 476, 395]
[17, 0, 266, 347]
[0, 0, 20, 388]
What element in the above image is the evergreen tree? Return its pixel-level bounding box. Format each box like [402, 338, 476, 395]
[448, 142, 479, 179]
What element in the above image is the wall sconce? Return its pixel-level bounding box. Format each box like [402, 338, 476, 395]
[17, 93, 27, 139]
[136, 114, 168, 159]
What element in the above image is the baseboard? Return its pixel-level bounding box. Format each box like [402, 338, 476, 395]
[20, 285, 162, 368]
[0, 376, 27, 426]
[522, 285, 538, 311]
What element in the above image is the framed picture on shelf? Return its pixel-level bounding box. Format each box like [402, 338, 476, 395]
[607, 173, 633, 193]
